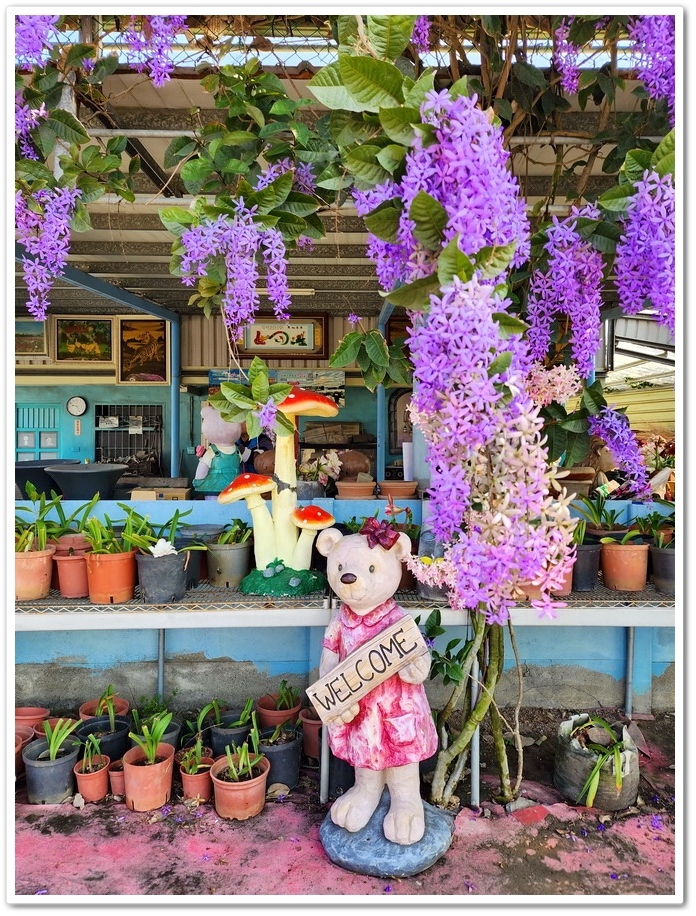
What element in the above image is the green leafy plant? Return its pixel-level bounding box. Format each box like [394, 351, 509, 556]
[178, 738, 211, 776]
[570, 716, 627, 807]
[653, 531, 675, 549]
[599, 530, 645, 545]
[226, 697, 254, 727]
[41, 717, 81, 761]
[134, 691, 177, 720]
[275, 680, 300, 711]
[329, 319, 412, 392]
[114, 505, 205, 556]
[50, 493, 101, 537]
[217, 521, 253, 545]
[573, 494, 627, 531]
[15, 482, 63, 552]
[96, 684, 117, 732]
[261, 719, 300, 746]
[128, 711, 173, 765]
[571, 519, 587, 546]
[79, 733, 105, 773]
[221, 715, 264, 781]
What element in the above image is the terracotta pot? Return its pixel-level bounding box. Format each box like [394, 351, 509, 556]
[15, 725, 35, 776]
[122, 742, 175, 812]
[54, 553, 90, 599]
[33, 717, 79, 740]
[179, 757, 215, 803]
[73, 754, 111, 802]
[108, 759, 126, 796]
[298, 707, 322, 760]
[377, 480, 418, 499]
[255, 694, 302, 731]
[601, 542, 649, 591]
[79, 697, 131, 721]
[53, 533, 91, 555]
[210, 754, 270, 820]
[15, 706, 50, 730]
[15, 546, 56, 601]
[551, 559, 576, 597]
[85, 551, 137, 604]
[335, 481, 375, 500]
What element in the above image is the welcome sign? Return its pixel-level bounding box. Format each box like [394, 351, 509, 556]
[306, 617, 429, 725]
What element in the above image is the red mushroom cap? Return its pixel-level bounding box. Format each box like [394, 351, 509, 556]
[218, 472, 276, 504]
[278, 386, 339, 418]
[292, 505, 336, 530]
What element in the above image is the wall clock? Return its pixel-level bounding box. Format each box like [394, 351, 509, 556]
[66, 396, 88, 417]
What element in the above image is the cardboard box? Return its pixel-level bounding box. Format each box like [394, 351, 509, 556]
[130, 487, 192, 501]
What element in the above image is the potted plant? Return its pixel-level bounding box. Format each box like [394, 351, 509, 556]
[177, 702, 216, 761]
[204, 697, 255, 758]
[14, 482, 63, 600]
[553, 713, 639, 811]
[177, 738, 215, 803]
[22, 717, 82, 804]
[259, 715, 303, 791]
[127, 506, 205, 603]
[650, 531, 676, 596]
[298, 704, 322, 762]
[76, 685, 132, 762]
[600, 530, 650, 591]
[570, 520, 601, 592]
[572, 493, 629, 543]
[255, 679, 302, 730]
[206, 520, 254, 589]
[78, 683, 131, 720]
[122, 712, 176, 811]
[82, 510, 150, 603]
[130, 706, 182, 751]
[209, 719, 270, 820]
[296, 448, 342, 499]
[73, 733, 110, 802]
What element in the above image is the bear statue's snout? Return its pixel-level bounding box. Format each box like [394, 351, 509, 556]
[340, 572, 357, 585]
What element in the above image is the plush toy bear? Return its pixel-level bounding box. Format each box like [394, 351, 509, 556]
[192, 404, 243, 495]
[316, 522, 437, 845]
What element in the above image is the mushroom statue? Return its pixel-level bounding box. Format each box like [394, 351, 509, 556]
[291, 505, 336, 570]
[218, 473, 277, 570]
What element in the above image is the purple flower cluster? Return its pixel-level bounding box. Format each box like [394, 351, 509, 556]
[588, 408, 651, 499]
[15, 93, 46, 160]
[628, 16, 676, 125]
[353, 182, 412, 292]
[411, 17, 431, 55]
[408, 277, 576, 622]
[123, 15, 187, 88]
[615, 170, 675, 336]
[553, 18, 580, 94]
[15, 15, 59, 69]
[526, 204, 604, 378]
[254, 159, 316, 196]
[16, 186, 82, 320]
[254, 398, 278, 431]
[180, 202, 290, 334]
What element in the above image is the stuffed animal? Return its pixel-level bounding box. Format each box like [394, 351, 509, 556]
[315, 522, 437, 845]
[192, 404, 243, 495]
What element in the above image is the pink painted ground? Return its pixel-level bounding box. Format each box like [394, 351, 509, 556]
[13, 765, 678, 901]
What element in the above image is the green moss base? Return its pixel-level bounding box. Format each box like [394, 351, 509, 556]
[238, 565, 327, 597]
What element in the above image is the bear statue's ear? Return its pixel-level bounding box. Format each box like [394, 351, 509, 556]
[391, 530, 413, 560]
[316, 527, 344, 557]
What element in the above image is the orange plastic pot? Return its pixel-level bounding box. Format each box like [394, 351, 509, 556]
[210, 755, 270, 820]
[108, 759, 125, 796]
[15, 726, 35, 777]
[122, 742, 175, 812]
[73, 754, 111, 802]
[601, 542, 649, 591]
[85, 551, 137, 604]
[255, 694, 302, 731]
[299, 707, 322, 760]
[54, 553, 90, 599]
[15, 546, 56, 600]
[15, 706, 50, 730]
[179, 757, 215, 803]
[78, 697, 130, 721]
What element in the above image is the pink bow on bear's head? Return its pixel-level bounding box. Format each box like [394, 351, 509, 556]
[359, 517, 400, 550]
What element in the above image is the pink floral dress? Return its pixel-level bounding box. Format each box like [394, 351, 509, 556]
[322, 599, 438, 770]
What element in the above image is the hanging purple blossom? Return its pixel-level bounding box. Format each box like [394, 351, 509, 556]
[628, 16, 676, 126]
[411, 17, 431, 55]
[588, 408, 651, 499]
[615, 169, 675, 336]
[254, 398, 278, 431]
[254, 158, 316, 196]
[123, 15, 187, 88]
[15, 15, 59, 69]
[526, 204, 604, 379]
[553, 18, 581, 94]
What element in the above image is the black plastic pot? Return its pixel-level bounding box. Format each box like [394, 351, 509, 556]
[22, 737, 82, 804]
[572, 544, 602, 591]
[650, 545, 675, 595]
[129, 716, 182, 751]
[135, 553, 189, 604]
[209, 711, 252, 758]
[260, 726, 303, 790]
[75, 715, 132, 763]
[323, 744, 355, 799]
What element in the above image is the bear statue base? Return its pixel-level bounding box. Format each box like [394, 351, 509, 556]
[319, 788, 454, 877]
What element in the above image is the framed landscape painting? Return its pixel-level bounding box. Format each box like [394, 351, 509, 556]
[54, 316, 113, 362]
[15, 319, 48, 356]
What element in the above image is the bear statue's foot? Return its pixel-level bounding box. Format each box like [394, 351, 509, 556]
[383, 762, 425, 845]
[330, 768, 385, 834]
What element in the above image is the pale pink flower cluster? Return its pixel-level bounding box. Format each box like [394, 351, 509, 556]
[525, 363, 583, 407]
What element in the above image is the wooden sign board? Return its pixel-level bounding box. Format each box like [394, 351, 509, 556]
[306, 616, 429, 725]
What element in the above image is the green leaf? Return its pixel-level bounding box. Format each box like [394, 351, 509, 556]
[244, 103, 265, 128]
[488, 352, 512, 377]
[492, 312, 528, 338]
[345, 145, 392, 184]
[16, 159, 55, 184]
[493, 98, 513, 122]
[597, 183, 635, 212]
[653, 151, 675, 179]
[75, 174, 105, 203]
[474, 241, 518, 279]
[366, 15, 416, 60]
[278, 191, 320, 218]
[159, 206, 195, 236]
[385, 358, 412, 386]
[409, 190, 447, 250]
[403, 70, 435, 108]
[250, 372, 270, 404]
[65, 43, 96, 69]
[339, 56, 404, 111]
[596, 71, 615, 104]
[383, 274, 440, 310]
[364, 203, 401, 242]
[269, 98, 297, 116]
[378, 105, 420, 145]
[364, 330, 390, 367]
[329, 332, 363, 367]
[652, 129, 675, 170]
[361, 362, 386, 393]
[558, 417, 589, 433]
[621, 148, 653, 184]
[70, 201, 92, 233]
[181, 159, 214, 195]
[449, 76, 471, 100]
[562, 431, 590, 467]
[308, 62, 364, 112]
[376, 143, 407, 173]
[512, 61, 547, 90]
[437, 235, 475, 286]
[44, 109, 89, 145]
[581, 380, 607, 414]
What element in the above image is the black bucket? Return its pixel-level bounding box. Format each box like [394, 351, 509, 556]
[135, 553, 189, 604]
[260, 726, 303, 791]
[572, 544, 601, 591]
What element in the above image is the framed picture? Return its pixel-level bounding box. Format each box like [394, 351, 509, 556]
[117, 318, 169, 385]
[15, 319, 48, 356]
[239, 315, 327, 358]
[54, 316, 113, 362]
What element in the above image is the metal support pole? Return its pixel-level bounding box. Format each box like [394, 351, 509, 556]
[319, 720, 330, 804]
[624, 626, 635, 717]
[157, 629, 166, 700]
[169, 319, 181, 476]
[470, 657, 480, 808]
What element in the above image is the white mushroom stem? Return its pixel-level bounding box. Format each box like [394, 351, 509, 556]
[245, 493, 277, 569]
[291, 528, 319, 571]
[272, 429, 300, 566]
